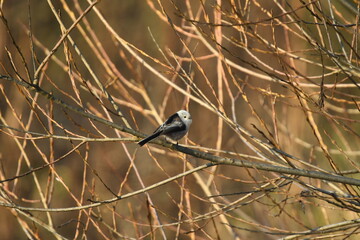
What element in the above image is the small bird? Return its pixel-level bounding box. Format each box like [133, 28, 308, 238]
[138, 110, 192, 146]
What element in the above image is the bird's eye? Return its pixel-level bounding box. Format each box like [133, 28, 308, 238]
[184, 116, 187, 118]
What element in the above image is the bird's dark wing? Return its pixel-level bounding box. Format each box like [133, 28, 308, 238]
[161, 115, 186, 134]
[164, 112, 180, 125]
[151, 113, 185, 134]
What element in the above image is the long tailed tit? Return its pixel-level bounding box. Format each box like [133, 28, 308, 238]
[138, 110, 192, 146]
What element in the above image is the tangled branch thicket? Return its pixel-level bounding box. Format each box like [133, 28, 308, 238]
[0, 0, 359, 239]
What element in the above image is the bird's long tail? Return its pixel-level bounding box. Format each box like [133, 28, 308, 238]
[138, 132, 161, 146]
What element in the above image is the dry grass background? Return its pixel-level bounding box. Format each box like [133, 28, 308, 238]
[0, 0, 360, 239]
